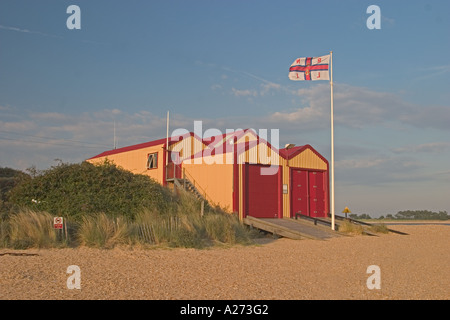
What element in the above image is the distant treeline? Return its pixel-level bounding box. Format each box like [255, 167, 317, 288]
[349, 210, 450, 220]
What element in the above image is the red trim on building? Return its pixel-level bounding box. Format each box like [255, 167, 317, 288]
[86, 132, 200, 160]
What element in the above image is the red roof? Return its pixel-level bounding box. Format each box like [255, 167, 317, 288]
[87, 130, 328, 165]
[189, 129, 276, 160]
[87, 132, 197, 160]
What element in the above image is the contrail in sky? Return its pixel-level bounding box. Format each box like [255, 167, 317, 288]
[0, 24, 63, 39]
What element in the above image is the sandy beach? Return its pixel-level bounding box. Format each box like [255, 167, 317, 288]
[0, 224, 448, 300]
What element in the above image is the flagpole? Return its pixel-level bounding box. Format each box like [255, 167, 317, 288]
[330, 51, 335, 230]
[166, 110, 170, 168]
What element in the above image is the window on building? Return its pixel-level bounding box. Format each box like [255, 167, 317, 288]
[147, 152, 158, 169]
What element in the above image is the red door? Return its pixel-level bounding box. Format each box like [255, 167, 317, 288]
[167, 151, 182, 179]
[291, 169, 327, 218]
[308, 171, 326, 217]
[291, 169, 308, 217]
[245, 164, 280, 218]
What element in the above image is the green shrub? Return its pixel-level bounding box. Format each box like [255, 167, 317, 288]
[2, 161, 257, 249]
[0, 167, 31, 217]
[8, 161, 175, 222]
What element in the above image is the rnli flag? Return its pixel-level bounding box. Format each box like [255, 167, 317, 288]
[289, 55, 330, 81]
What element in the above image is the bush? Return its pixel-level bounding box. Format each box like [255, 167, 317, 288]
[0, 167, 31, 218]
[8, 161, 175, 222]
[2, 161, 257, 249]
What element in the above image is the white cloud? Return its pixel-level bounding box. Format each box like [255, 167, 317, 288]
[263, 82, 450, 133]
[414, 65, 450, 81]
[231, 88, 258, 97]
[1, 81, 449, 173]
[336, 157, 388, 169]
[210, 84, 222, 90]
[399, 105, 450, 131]
[0, 108, 174, 170]
[391, 142, 450, 154]
[260, 82, 281, 96]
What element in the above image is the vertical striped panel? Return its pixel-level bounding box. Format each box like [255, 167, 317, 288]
[169, 136, 205, 161]
[288, 149, 327, 170]
[236, 141, 279, 166]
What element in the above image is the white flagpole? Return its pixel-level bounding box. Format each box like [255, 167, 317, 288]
[330, 51, 335, 230]
[113, 120, 116, 149]
[166, 110, 170, 167]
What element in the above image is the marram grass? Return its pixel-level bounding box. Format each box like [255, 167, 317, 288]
[0, 196, 256, 249]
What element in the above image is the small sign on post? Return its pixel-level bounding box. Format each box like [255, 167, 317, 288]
[342, 207, 351, 218]
[54, 217, 64, 229]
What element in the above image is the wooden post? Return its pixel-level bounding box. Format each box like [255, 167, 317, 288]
[201, 200, 204, 217]
[64, 218, 68, 243]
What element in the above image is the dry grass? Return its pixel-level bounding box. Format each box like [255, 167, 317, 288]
[77, 213, 131, 248]
[1, 195, 256, 249]
[369, 223, 389, 234]
[337, 220, 364, 235]
[6, 210, 62, 248]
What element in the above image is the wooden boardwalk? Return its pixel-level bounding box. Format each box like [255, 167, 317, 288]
[243, 216, 344, 240]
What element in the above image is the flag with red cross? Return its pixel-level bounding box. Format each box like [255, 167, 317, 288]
[289, 54, 330, 81]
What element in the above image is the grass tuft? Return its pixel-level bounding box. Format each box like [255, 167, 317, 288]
[338, 220, 364, 235]
[7, 209, 63, 248]
[77, 213, 130, 249]
[369, 223, 389, 234]
[0, 188, 257, 249]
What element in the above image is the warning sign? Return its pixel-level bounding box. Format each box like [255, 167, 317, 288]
[53, 217, 64, 229]
[342, 207, 351, 214]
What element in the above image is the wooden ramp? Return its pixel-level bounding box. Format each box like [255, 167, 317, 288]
[243, 216, 344, 240]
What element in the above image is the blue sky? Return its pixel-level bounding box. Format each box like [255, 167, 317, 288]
[1, 0, 449, 217]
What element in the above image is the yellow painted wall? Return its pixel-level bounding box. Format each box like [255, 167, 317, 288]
[182, 157, 234, 212]
[87, 136, 206, 185]
[87, 144, 165, 183]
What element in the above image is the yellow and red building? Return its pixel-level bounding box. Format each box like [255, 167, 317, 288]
[87, 129, 329, 221]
